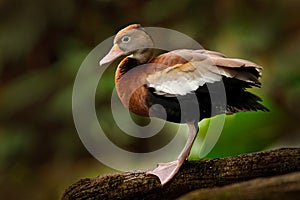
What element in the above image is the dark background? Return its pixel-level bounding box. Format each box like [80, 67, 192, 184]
[0, 0, 299, 199]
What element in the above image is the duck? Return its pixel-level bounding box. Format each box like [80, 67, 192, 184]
[99, 24, 269, 185]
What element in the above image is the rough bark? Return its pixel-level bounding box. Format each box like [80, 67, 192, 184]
[178, 171, 300, 200]
[62, 148, 300, 200]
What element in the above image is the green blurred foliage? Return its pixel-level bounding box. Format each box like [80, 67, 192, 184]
[0, 0, 299, 199]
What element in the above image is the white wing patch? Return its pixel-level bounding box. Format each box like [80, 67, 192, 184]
[147, 60, 223, 97]
[148, 75, 204, 97]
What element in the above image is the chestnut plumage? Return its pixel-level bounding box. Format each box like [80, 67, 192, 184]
[100, 24, 269, 185]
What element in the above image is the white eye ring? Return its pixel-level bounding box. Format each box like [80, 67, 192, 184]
[121, 36, 131, 43]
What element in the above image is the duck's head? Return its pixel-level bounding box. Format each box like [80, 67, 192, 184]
[100, 24, 154, 66]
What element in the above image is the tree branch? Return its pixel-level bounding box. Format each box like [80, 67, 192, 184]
[62, 148, 300, 200]
[178, 171, 300, 200]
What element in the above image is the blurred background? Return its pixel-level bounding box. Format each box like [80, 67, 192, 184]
[1, 0, 300, 199]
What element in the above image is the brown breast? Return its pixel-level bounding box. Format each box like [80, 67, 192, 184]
[115, 57, 154, 117]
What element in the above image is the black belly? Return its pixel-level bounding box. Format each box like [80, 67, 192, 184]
[146, 78, 268, 123]
[147, 86, 216, 123]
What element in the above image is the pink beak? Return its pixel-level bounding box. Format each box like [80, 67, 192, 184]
[99, 44, 125, 66]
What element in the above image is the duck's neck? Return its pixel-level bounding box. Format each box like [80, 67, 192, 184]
[116, 48, 154, 80]
[129, 48, 155, 64]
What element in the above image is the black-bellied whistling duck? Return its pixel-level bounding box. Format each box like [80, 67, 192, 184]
[99, 24, 269, 185]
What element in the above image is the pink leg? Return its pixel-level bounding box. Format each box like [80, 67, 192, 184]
[146, 122, 199, 185]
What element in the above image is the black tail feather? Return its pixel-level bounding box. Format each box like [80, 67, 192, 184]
[220, 77, 269, 114]
[226, 89, 269, 114]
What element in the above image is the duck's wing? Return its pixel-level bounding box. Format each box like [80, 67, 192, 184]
[146, 49, 262, 97]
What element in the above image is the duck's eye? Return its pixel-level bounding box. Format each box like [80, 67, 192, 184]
[121, 36, 131, 43]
